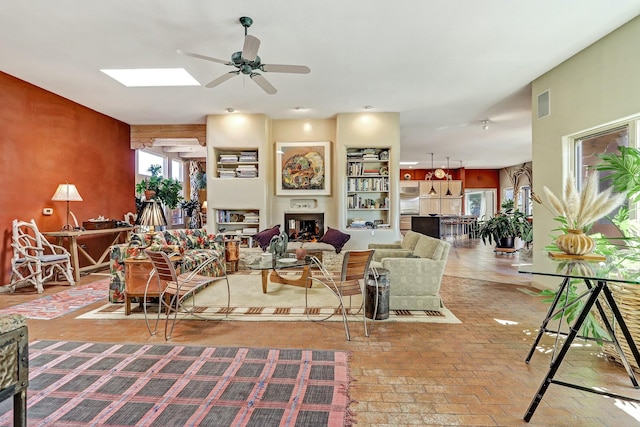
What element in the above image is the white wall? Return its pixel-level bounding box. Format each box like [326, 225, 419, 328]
[531, 15, 640, 288]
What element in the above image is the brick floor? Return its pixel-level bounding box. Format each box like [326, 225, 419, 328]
[2, 241, 639, 426]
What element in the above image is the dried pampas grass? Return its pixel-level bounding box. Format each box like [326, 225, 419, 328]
[543, 173, 626, 230]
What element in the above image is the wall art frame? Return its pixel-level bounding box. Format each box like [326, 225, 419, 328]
[276, 141, 331, 195]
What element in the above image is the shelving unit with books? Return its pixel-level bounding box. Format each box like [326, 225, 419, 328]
[345, 148, 391, 230]
[215, 150, 258, 179]
[214, 209, 260, 247]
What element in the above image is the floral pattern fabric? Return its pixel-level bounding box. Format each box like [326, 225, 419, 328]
[109, 228, 225, 303]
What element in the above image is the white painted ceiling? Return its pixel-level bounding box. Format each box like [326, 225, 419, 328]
[2, 1, 639, 168]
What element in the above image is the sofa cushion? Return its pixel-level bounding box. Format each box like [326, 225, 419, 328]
[164, 228, 212, 250]
[413, 235, 445, 260]
[254, 225, 281, 250]
[401, 230, 422, 251]
[319, 227, 351, 253]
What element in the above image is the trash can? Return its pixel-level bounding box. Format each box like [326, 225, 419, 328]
[365, 268, 390, 320]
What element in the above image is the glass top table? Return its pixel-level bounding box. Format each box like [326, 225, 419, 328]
[518, 252, 640, 422]
[248, 256, 313, 293]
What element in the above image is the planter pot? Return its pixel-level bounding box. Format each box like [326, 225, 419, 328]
[497, 236, 514, 249]
[556, 229, 595, 255]
[144, 190, 156, 200]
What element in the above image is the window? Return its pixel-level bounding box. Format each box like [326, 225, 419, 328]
[571, 117, 639, 235]
[137, 150, 166, 176]
[171, 159, 183, 181]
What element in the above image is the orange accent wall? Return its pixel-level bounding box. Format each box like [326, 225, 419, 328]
[0, 72, 134, 284]
[463, 169, 500, 189]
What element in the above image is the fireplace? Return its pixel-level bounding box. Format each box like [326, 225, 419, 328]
[285, 213, 324, 242]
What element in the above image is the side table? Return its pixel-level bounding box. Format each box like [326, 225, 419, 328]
[0, 314, 28, 427]
[123, 255, 179, 315]
[225, 239, 240, 272]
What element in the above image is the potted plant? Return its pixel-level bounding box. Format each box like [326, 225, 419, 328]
[135, 164, 183, 209]
[477, 199, 532, 249]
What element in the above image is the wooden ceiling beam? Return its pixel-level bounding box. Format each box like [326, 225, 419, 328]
[130, 124, 206, 149]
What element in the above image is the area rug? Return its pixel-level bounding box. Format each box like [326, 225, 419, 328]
[78, 272, 460, 324]
[0, 280, 109, 320]
[0, 340, 353, 427]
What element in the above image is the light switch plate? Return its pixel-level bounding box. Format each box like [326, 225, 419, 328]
[43, 208, 53, 215]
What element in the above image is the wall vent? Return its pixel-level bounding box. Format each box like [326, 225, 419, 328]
[537, 89, 550, 119]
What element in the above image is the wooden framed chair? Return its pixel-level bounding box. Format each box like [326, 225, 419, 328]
[307, 250, 374, 340]
[9, 219, 75, 293]
[144, 250, 230, 340]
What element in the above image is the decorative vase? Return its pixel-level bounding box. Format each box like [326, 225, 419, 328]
[556, 229, 595, 255]
[296, 246, 307, 260]
[144, 190, 156, 200]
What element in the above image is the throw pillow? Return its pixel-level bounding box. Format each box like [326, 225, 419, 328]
[319, 227, 351, 253]
[413, 236, 444, 260]
[254, 225, 281, 251]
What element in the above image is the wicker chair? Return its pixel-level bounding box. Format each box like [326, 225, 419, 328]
[9, 219, 75, 293]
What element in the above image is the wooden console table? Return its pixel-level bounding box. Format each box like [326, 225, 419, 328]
[43, 227, 134, 282]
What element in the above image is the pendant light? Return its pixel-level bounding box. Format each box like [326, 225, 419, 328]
[428, 153, 437, 195]
[445, 156, 453, 196]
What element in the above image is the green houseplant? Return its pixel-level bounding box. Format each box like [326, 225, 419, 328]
[135, 164, 183, 209]
[477, 199, 532, 248]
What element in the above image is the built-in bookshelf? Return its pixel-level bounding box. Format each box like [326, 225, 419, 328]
[215, 150, 258, 179]
[345, 148, 391, 229]
[214, 209, 260, 247]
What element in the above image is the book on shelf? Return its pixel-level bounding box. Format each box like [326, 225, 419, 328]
[219, 154, 238, 162]
[239, 151, 258, 162]
[242, 227, 258, 235]
[235, 165, 258, 178]
[243, 213, 259, 223]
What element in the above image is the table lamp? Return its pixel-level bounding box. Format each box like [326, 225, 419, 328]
[135, 201, 167, 236]
[201, 200, 207, 212]
[51, 183, 83, 231]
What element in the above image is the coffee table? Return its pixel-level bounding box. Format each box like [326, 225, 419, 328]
[248, 257, 313, 293]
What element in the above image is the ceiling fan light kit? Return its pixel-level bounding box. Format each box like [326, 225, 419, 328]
[178, 16, 310, 94]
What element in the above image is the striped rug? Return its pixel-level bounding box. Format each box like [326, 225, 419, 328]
[0, 280, 109, 320]
[0, 340, 354, 427]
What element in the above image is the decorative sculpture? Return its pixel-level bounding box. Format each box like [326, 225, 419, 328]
[268, 232, 288, 258]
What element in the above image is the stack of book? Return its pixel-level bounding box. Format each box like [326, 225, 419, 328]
[219, 154, 238, 163]
[235, 165, 258, 178]
[349, 218, 367, 228]
[218, 169, 236, 179]
[242, 227, 258, 235]
[239, 151, 258, 162]
[243, 212, 259, 223]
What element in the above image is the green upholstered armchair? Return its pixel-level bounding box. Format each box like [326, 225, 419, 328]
[369, 232, 450, 311]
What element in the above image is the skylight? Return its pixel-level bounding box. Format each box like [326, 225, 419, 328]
[100, 68, 200, 87]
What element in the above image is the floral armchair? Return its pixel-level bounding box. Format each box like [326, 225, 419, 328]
[109, 228, 225, 303]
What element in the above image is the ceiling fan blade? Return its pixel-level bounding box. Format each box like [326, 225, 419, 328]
[177, 50, 231, 65]
[205, 71, 239, 88]
[261, 64, 311, 74]
[250, 73, 277, 94]
[242, 35, 260, 61]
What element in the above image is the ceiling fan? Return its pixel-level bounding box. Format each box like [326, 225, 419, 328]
[177, 16, 310, 94]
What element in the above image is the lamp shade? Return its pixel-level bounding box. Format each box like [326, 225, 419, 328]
[136, 201, 168, 227]
[51, 184, 83, 201]
[201, 200, 208, 210]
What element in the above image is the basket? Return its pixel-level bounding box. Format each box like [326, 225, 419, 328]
[597, 282, 640, 373]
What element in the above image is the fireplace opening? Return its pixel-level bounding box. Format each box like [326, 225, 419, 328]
[285, 213, 324, 242]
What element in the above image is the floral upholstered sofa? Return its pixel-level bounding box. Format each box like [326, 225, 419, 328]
[109, 228, 225, 303]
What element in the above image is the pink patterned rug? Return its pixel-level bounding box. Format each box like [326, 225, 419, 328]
[0, 280, 109, 320]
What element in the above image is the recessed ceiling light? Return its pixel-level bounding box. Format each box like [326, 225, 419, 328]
[400, 162, 418, 165]
[363, 105, 374, 110]
[100, 68, 200, 87]
[294, 106, 307, 111]
[226, 107, 236, 113]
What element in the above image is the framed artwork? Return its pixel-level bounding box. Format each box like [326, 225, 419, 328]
[276, 141, 331, 195]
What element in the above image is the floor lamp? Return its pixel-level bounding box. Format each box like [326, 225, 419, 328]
[51, 183, 83, 231]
